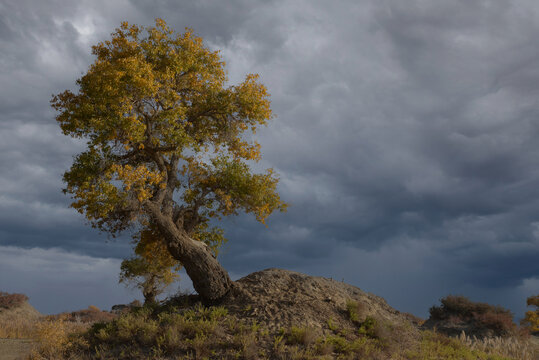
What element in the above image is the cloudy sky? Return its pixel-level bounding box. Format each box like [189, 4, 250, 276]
[1, 0, 538, 319]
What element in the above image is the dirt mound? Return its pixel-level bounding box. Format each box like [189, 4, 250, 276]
[221, 268, 418, 335]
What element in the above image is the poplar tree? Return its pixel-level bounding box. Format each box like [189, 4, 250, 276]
[52, 19, 286, 301]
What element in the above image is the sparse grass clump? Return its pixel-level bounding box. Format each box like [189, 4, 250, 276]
[286, 326, 317, 346]
[346, 299, 365, 323]
[0, 291, 28, 309]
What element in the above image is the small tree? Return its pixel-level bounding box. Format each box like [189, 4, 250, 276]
[52, 19, 286, 301]
[521, 294, 539, 333]
[119, 225, 182, 305]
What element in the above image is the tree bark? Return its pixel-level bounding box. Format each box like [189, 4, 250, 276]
[143, 289, 157, 305]
[150, 209, 232, 301]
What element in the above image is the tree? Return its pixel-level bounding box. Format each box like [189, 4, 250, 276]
[521, 294, 539, 333]
[52, 19, 286, 301]
[119, 225, 182, 305]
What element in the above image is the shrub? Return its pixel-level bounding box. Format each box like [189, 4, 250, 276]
[30, 315, 90, 359]
[473, 311, 515, 335]
[286, 326, 317, 346]
[429, 295, 508, 319]
[346, 299, 366, 324]
[0, 291, 28, 309]
[51, 305, 117, 323]
[358, 316, 377, 338]
[429, 295, 516, 337]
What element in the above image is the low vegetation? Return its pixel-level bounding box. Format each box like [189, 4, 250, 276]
[48, 305, 117, 324]
[458, 331, 537, 360]
[0, 292, 41, 338]
[31, 315, 91, 359]
[0, 311, 38, 338]
[428, 295, 517, 337]
[2, 285, 537, 359]
[26, 297, 536, 360]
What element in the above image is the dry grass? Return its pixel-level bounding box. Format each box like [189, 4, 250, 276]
[29, 316, 91, 360]
[0, 314, 38, 338]
[0, 302, 42, 338]
[458, 331, 538, 360]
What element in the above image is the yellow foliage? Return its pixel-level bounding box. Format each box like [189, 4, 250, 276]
[110, 164, 164, 202]
[120, 225, 182, 303]
[522, 294, 539, 332]
[30, 316, 89, 359]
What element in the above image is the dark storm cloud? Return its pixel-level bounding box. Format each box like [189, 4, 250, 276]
[0, 0, 538, 316]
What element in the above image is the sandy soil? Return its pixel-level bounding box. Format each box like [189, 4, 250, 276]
[0, 339, 36, 360]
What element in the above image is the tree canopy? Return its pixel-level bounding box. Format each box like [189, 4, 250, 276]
[52, 19, 286, 300]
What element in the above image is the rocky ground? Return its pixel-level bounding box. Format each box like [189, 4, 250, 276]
[221, 268, 418, 335]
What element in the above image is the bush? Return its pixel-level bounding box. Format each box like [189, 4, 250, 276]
[0, 291, 28, 309]
[30, 316, 90, 359]
[286, 326, 317, 346]
[48, 305, 117, 323]
[473, 311, 515, 334]
[429, 295, 516, 336]
[346, 300, 366, 323]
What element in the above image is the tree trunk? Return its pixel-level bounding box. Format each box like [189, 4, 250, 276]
[152, 211, 233, 301]
[143, 288, 157, 305]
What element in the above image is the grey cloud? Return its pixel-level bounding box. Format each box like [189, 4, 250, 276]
[0, 246, 135, 313]
[0, 0, 538, 318]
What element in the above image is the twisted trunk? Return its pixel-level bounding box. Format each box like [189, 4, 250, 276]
[150, 208, 232, 301]
[142, 288, 158, 305]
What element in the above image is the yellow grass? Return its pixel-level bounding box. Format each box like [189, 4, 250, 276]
[0, 315, 37, 338]
[458, 331, 539, 360]
[0, 302, 42, 338]
[29, 316, 90, 360]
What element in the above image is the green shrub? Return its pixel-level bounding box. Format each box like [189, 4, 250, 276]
[346, 299, 365, 323]
[358, 316, 377, 338]
[286, 326, 317, 346]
